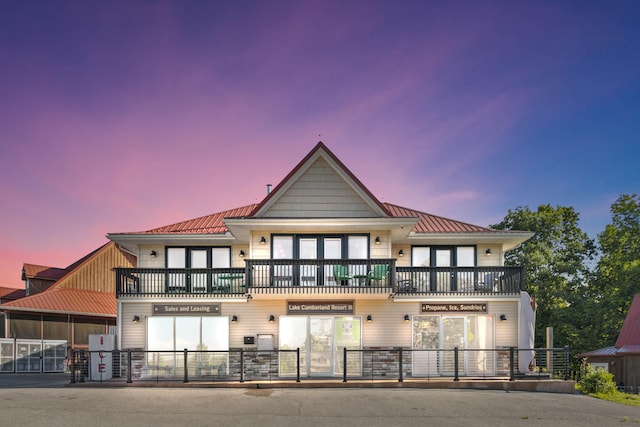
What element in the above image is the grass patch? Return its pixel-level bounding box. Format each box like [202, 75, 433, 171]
[588, 391, 640, 407]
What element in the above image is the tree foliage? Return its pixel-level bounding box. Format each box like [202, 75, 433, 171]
[593, 194, 640, 346]
[491, 205, 596, 352]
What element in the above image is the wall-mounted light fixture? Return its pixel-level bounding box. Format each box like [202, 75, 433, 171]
[132, 315, 140, 323]
[485, 248, 492, 256]
[260, 236, 267, 245]
[375, 236, 381, 245]
[150, 250, 157, 257]
[367, 314, 373, 322]
[232, 315, 238, 323]
[404, 314, 410, 323]
[500, 314, 507, 321]
[398, 249, 404, 257]
[239, 250, 245, 258]
[269, 314, 275, 323]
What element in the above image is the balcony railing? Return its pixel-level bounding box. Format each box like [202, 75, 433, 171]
[116, 260, 523, 297]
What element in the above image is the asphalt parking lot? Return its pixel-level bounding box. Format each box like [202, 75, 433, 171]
[1, 374, 639, 427]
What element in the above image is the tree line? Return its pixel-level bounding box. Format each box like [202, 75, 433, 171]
[490, 193, 640, 356]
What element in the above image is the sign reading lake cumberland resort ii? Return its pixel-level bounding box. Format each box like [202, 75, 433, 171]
[153, 304, 221, 315]
[421, 302, 488, 313]
[287, 300, 355, 314]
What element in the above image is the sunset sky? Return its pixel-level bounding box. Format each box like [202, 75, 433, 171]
[1, 1, 639, 288]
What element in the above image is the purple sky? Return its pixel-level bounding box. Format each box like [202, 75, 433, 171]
[1, 1, 639, 288]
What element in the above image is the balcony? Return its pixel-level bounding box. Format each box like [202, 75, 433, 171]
[116, 260, 523, 298]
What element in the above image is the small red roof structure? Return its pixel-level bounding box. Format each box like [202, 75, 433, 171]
[579, 294, 640, 387]
[615, 295, 640, 353]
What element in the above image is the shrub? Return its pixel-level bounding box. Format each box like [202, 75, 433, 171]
[578, 359, 616, 394]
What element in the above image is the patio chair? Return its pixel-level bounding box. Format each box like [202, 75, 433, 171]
[333, 265, 352, 286]
[368, 264, 389, 286]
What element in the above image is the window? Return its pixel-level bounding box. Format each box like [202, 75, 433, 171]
[165, 247, 231, 292]
[347, 236, 368, 259]
[411, 246, 476, 267]
[412, 247, 430, 267]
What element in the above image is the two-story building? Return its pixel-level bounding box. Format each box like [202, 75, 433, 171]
[107, 142, 535, 379]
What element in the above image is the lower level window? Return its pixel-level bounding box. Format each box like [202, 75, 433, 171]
[146, 316, 229, 374]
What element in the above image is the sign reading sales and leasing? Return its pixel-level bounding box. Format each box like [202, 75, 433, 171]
[153, 304, 220, 315]
[421, 302, 488, 313]
[287, 300, 355, 314]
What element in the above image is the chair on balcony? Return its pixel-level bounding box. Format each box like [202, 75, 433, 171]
[333, 265, 352, 286]
[368, 264, 389, 286]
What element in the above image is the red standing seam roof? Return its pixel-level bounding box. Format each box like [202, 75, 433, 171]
[0, 287, 26, 300]
[1, 287, 116, 316]
[22, 264, 69, 281]
[129, 204, 258, 235]
[615, 294, 640, 348]
[383, 203, 496, 233]
[115, 203, 496, 236]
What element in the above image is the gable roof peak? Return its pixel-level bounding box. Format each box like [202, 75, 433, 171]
[250, 141, 390, 217]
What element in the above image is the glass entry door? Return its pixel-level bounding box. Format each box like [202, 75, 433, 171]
[412, 315, 495, 377]
[279, 316, 361, 377]
[309, 317, 333, 376]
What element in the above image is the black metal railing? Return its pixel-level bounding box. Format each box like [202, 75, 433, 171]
[116, 262, 523, 297]
[69, 347, 568, 384]
[343, 347, 570, 382]
[395, 266, 523, 295]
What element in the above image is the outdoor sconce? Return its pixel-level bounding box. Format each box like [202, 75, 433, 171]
[150, 250, 157, 257]
[404, 314, 410, 323]
[232, 315, 238, 323]
[485, 248, 492, 256]
[132, 315, 140, 323]
[500, 314, 507, 321]
[398, 249, 404, 257]
[260, 236, 267, 245]
[239, 250, 245, 258]
[269, 314, 275, 323]
[375, 236, 381, 245]
[367, 315, 373, 323]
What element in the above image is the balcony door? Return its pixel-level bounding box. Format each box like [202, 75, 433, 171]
[271, 235, 368, 286]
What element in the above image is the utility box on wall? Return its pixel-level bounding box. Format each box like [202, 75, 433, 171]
[257, 334, 274, 351]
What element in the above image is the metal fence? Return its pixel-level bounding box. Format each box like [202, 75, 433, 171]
[70, 347, 570, 384]
[343, 347, 570, 382]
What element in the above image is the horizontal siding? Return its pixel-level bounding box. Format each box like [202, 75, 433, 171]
[359, 301, 414, 348]
[263, 158, 378, 218]
[121, 302, 151, 350]
[490, 301, 519, 347]
[120, 299, 520, 351]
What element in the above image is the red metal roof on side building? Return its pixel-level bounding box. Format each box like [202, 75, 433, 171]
[615, 294, 640, 348]
[0, 287, 116, 317]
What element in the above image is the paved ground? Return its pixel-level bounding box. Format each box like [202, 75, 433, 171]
[1, 374, 639, 427]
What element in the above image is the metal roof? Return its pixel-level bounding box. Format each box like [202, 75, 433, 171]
[383, 203, 495, 233]
[0, 287, 116, 317]
[615, 294, 640, 348]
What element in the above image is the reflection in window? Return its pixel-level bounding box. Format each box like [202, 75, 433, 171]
[348, 236, 368, 259]
[412, 247, 430, 267]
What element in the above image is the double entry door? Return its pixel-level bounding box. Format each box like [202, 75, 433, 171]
[279, 316, 362, 377]
[412, 315, 495, 376]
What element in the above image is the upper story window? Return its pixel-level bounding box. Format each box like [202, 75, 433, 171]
[411, 246, 476, 267]
[166, 247, 231, 268]
[272, 235, 369, 259]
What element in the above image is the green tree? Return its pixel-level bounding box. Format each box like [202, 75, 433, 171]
[593, 194, 640, 347]
[491, 205, 596, 352]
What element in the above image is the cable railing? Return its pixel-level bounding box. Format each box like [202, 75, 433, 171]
[69, 347, 569, 384]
